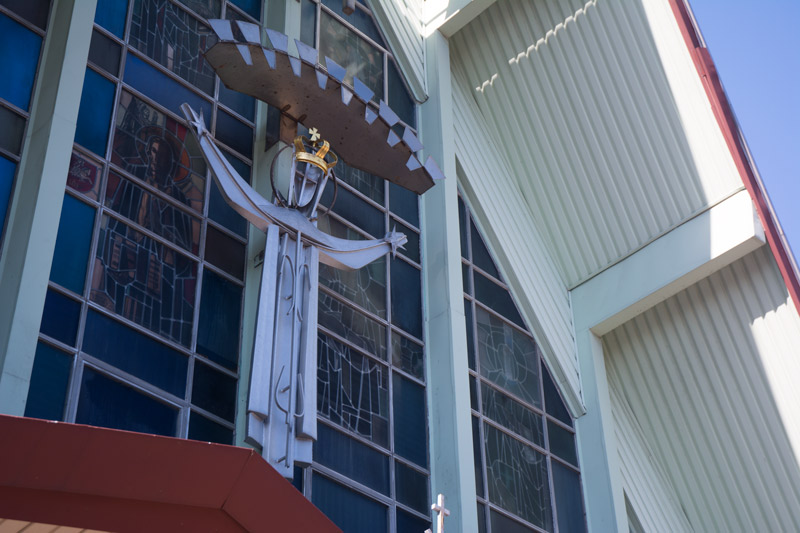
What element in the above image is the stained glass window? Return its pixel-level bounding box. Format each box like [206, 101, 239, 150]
[461, 195, 587, 532]
[298, 3, 427, 530]
[0, 3, 51, 251]
[37, 0, 258, 446]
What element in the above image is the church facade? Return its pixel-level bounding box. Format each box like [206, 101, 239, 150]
[1, 0, 799, 532]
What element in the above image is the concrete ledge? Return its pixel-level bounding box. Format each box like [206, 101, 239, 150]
[572, 189, 765, 335]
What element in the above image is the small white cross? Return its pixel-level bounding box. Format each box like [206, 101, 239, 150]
[308, 127, 320, 142]
[425, 493, 450, 533]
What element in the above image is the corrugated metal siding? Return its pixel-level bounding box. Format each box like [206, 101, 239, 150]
[450, 0, 742, 287]
[452, 61, 581, 413]
[609, 365, 694, 532]
[604, 246, 800, 532]
[370, 0, 425, 99]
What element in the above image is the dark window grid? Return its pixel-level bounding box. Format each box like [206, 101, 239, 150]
[0, 5, 46, 38]
[478, 498, 551, 533]
[318, 195, 425, 345]
[309, 434, 432, 526]
[462, 200, 581, 533]
[66, 357, 187, 434]
[56, 70, 251, 441]
[466, 294, 530, 339]
[307, 0, 418, 134]
[329, 175, 420, 235]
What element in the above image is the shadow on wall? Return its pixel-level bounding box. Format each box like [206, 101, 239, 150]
[604, 246, 800, 533]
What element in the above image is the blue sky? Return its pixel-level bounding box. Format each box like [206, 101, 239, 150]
[688, 0, 800, 265]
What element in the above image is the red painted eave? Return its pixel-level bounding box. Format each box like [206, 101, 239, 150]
[670, 0, 800, 315]
[0, 415, 340, 533]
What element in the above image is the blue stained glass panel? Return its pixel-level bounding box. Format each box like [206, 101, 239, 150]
[388, 61, 415, 128]
[219, 82, 255, 122]
[321, 174, 384, 238]
[215, 109, 253, 159]
[474, 272, 525, 329]
[24, 342, 72, 421]
[0, 13, 42, 111]
[83, 310, 188, 397]
[312, 474, 388, 533]
[543, 363, 573, 427]
[94, 0, 129, 38]
[0, 156, 16, 237]
[197, 269, 242, 370]
[123, 53, 212, 120]
[76, 367, 178, 436]
[548, 420, 577, 466]
[552, 461, 587, 533]
[392, 373, 427, 468]
[391, 259, 422, 339]
[313, 423, 390, 495]
[75, 68, 115, 156]
[471, 223, 500, 279]
[389, 182, 418, 227]
[191, 360, 237, 422]
[395, 461, 428, 514]
[396, 509, 430, 533]
[39, 290, 81, 346]
[230, 0, 260, 20]
[49, 194, 95, 294]
[188, 411, 232, 444]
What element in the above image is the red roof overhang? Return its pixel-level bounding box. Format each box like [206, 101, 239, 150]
[669, 0, 800, 315]
[0, 415, 340, 533]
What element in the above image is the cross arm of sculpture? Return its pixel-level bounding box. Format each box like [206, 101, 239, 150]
[181, 103, 406, 269]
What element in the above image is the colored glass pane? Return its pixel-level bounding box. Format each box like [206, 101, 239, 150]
[94, 0, 129, 38]
[392, 372, 427, 467]
[318, 291, 387, 360]
[396, 509, 430, 533]
[391, 258, 422, 339]
[393, 218, 419, 263]
[196, 269, 242, 369]
[548, 420, 577, 466]
[76, 367, 178, 436]
[75, 68, 115, 156]
[24, 342, 71, 421]
[89, 29, 121, 75]
[204, 225, 245, 279]
[484, 423, 552, 530]
[0, 156, 16, 238]
[49, 194, 95, 293]
[552, 462, 586, 533]
[191, 360, 236, 422]
[391, 331, 423, 380]
[112, 91, 207, 213]
[320, 0, 385, 47]
[188, 410, 232, 444]
[129, 0, 216, 94]
[335, 160, 384, 205]
[476, 307, 540, 408]
[474, 272, 525, 328]
[1, 0, 51, 29]
[83, 310, 188, 396]
[230, 0, 260, 20]
[395, 461, 428, 514]
[104, 171, 201, 254]
[543, 363, 573, 427]
[317, 332, 389, 447]
[314, 423, 390, 495]
[66, 151, 102, 201]
[318, 213, 386, 317]
[482, 382, 544, 446]
[39, 289, 81, 346]
[388, 60, 415, 128]
[0, 13, 42, 111]
[0, 105, 25, 155]
[91, 215, 197, 346]
[123, 53, 213, 120]
[215, 109, 253, 159]
[312, 474, 388, 533]
[320, 10, 382, 100]
[219, 82, 255, 121]
[208, 149, 249, 237]
[178, 0, 220, 19]
[389, 182, 418, 227]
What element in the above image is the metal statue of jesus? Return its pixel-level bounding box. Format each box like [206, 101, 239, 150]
[181, 104, 406, 477]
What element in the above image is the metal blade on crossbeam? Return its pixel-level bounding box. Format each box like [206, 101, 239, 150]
[204, 20, 443, 194]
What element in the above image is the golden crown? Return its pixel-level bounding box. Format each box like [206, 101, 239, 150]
[293, 127, 338, 173]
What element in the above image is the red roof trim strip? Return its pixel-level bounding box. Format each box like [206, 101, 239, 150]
[668, 0, 800, 315]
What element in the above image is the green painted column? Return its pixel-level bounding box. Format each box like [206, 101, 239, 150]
[0, 0, 97, 415]
[573, 327, 629, 532]
[420, 30, 479, 532]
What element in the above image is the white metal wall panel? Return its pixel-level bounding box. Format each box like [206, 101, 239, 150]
[452, 62, 582, 414]
[609, 365, 694, 533]
[370, 0, 426, 99]
[604, 246, 800, 532]
[449, 0, 742, 287]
